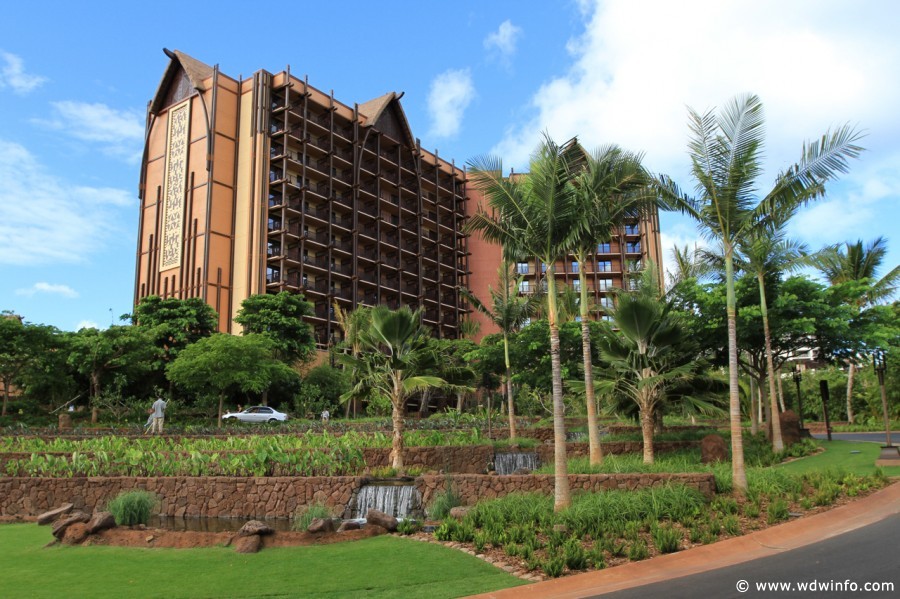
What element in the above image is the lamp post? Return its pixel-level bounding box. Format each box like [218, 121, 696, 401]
[792, 366, 804, 430]
[873, 349, 892, 448]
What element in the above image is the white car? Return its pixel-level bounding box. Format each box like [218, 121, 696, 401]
[222, 406, 289, 423]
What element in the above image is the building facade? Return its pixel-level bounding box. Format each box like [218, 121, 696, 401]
[135, 50, 469, 346]
[135, 50, 662, 345]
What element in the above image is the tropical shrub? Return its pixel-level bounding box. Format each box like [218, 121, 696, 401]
[107, 490, 157, 526]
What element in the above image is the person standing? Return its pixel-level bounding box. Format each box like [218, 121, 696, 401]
[150, 395, 167, 434]
[320, 408, 330, 424]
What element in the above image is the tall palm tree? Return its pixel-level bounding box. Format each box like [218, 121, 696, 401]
[736, 221, 808, 452]
[339, 306, 444, 469]
[666, 243, 713, 289]
[656, 94, 863, 494]
[570, 145, 653, 465]
[810, 237, 900, 422]
[460, 261, 541, 439]
[466, 134, 584, 510]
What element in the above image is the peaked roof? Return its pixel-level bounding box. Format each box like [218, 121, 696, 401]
[357, 91, 415, 147]
[149, 49, 215, 115]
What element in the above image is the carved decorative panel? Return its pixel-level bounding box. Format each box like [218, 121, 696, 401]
[160, 100, 191, 271]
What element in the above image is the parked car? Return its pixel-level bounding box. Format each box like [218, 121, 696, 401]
[222, 406, 288, 423]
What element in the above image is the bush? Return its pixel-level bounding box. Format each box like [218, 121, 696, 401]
[293, 502, 331, 531]
[542, 553, 566, 578]
[396, 519, 421, 536]
[106, 490, 157, 526]
[427, 485, 462, 520]
[766, 499, 790, 524]
[563, 538, 588, 570]
[651, 523, 681, 554]
[627, 539, 649, 561]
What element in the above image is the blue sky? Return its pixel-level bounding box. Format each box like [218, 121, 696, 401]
[1, 0, 898, 331]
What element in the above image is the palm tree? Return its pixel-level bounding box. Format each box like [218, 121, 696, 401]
[735, 222, 808, 452]
[810, 237, 900, 422]
[666, 243, 713, 289]
[339, 306, 444, 469]
[466, 134, 584, 510]
[460, 261, 541, 439]
[656, 94, 863, 494]
[596, 263, 696, 464]
[570, 145, 653, 465]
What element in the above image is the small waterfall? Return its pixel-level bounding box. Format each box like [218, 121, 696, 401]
[494, 452, 540, 475]
[353, 483, 422, 519]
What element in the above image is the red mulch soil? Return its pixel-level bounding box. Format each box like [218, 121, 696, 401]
[82, 526, 384, 549]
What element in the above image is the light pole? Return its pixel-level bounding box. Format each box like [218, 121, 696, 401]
[792, 366, 804, 430]
[873, 349, 892, 448]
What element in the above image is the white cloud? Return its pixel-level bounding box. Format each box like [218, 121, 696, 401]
[15, 282, 79, 298]
[33, 101, 144, 163]
[427, 69, 475, 139]
[75, 320, 99, 331]
[492, 0, 900, 181]
[484, 20, 523, 65]
[0, 51, 46, 94]
[0, 139, 135, 266]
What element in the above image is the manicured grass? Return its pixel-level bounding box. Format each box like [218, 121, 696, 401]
[0, 525, 525, 599]
[777, 439, 900, 477]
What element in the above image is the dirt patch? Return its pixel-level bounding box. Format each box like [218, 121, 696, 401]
[81, 525, 387, 550]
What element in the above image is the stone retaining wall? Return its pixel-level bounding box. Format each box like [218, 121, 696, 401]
[0, 472, 716, 518]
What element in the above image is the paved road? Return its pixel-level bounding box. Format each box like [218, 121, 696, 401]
[594, 514, 900, 598]
[812, 431, 898, 444]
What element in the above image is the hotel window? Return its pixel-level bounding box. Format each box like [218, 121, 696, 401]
[571, 261, 579, 273]
[519, 281, 531, 293]
[598, 279, 612, 291]
[600, 297, 613, 308]
[266, 267, 280, 284]
[267, 241, 281, 257]
[597, 242, 611, 253]
[541, 262, 548, 273]
[598, 261, 612, 272]
[625, 224, 639, 235]
[626, 242, 641, 253]
[516, 262, 530, 275]
[267, 217, 282, 232]
[573, 279, 581, 292]
[628, 278, 640, 290]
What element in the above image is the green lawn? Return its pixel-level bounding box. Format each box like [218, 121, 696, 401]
[0, 525, 525, 599]
[777, 439, 900, 477]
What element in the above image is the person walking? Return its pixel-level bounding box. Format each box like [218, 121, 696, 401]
[150, 395, 167, 434]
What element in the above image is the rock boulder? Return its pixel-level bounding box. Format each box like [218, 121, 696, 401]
[337, 520, 361, 533]
[365, 509, 397, 532]
[234, 534, 262, 553]
[307, 517, 336, 534]
[52, 511, 90, 540]
[448, 506, 471, 520]
[238, 520, 273, 537]
[37, 503, 73, 526]
[86, 512, 116, 534]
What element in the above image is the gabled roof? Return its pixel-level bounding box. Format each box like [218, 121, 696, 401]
[357, 91, 415, 148]
[149, 49, 215, 115]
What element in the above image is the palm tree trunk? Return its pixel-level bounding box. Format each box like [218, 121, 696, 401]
[546, 274, 570, 511]
[749, 376, 758, 435]
[725, 253, 748, 494]
[760, 273, 784, 451]
[503, 333, 516, 440]
[776, 367, 786, 412]
[390, 375, 405, 470]
[456, 391, 464, 412]
[217, 394, 224, 428]
[845, 362, 856, 424]
[578, 263, 603, 465]
[640, 406, 655, 464]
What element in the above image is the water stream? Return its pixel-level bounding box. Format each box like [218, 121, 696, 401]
[352, 482, 422, 519]
[494, 451, 540, 474]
